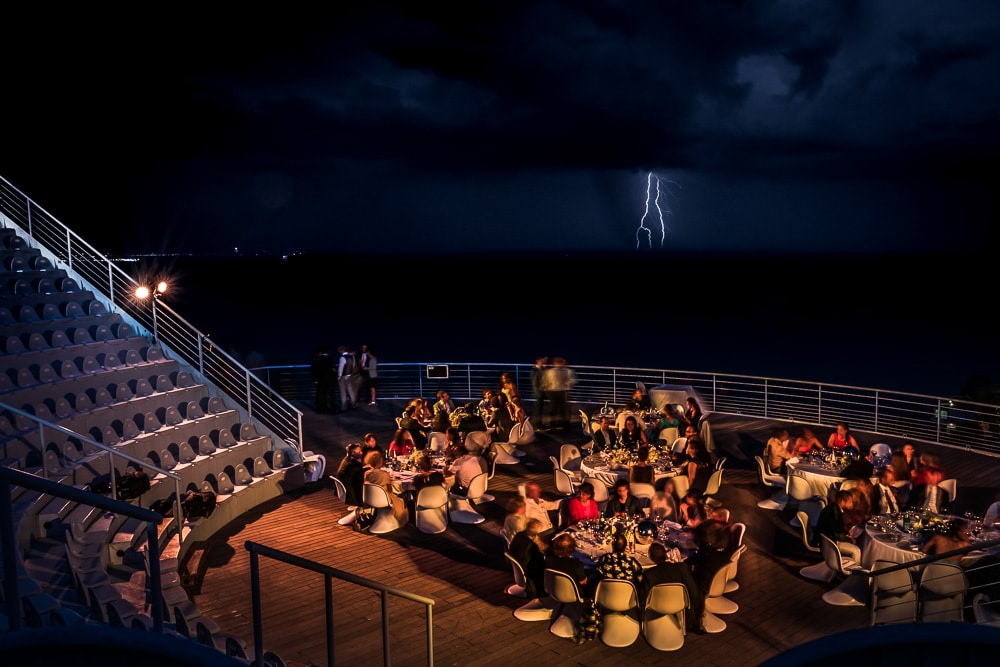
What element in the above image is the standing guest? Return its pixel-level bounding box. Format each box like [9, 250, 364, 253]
[650, 483, 680, 522]
[509, 519, 547, 598]
[508, 395, 528, 426]
[605, 480, 644, 518]
[523, 481, 561, 539]
[310, 346, 336, 414]
[680, 397, 704, 432]
[765, 428, 793, 475]
[358, 343, 378, 405]
[641, 542, 705, 634]
[433, 390, 455, 416]
[592, 416, 618, 452]
[827, 422, 859, 451]
[542, 357, 576, 431]
[500, 372, 521, 405]
[486, 393, 514, 442]
[477, 388, 495, 418]
[336, 346, 359, 411]
[504, 496, 529, 538]
[363, 450, 408, 524]
[912, 453, 944, 486]
[596, 534, 643, 584]
[895, 442, 919, 479]
[335, 442, 365, 507]
[531, 357, 549, 428]
[387, 429, 415, 459]
[565, 481, 601, 526]
[414, 397, 434, 424]
[629, 445, 654, 485]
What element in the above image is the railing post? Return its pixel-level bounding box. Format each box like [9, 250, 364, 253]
[764, 379, 769, 419]
[250, 549, 264, 667]
[66, 227, 73, 269]
[146, 520, 164, 632]
[324, 573, 335, 667]
[874, 392, 880, 433]
[38, 422, 48, 479]
[936, 398, 941, 444]
[246, 369, 253, 420]
[381, 589, 391, 667]
[1, 478, 22, 630]
[818, 385, 823, 425]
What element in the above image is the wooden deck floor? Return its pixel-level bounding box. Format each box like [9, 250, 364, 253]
[187, 402, 1000, 667]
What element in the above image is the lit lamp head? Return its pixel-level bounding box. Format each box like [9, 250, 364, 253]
[134, 281, 168, 300]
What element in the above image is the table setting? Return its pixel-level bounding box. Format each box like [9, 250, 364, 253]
[862, 510, 1000, 568]
[579, 445, 682, 488]
[564, 515, 694, 569]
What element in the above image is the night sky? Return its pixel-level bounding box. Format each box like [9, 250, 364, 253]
[3, 3, 1000, 396]
[2, 1, 997, 257]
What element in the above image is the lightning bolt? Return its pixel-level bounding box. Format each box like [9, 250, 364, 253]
[636, 172, 676, 249]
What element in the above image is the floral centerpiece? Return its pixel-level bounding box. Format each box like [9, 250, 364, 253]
[605, 443, 663, 467]
[406, 448, 425, 471]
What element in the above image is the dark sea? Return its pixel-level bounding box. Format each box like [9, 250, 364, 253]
[150, 251, 998, 400]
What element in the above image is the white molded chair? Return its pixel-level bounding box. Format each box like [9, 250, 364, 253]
[362, 483, 401, 534]
[630, 482, 656, 507]
[503, 552, 528, 598]
[579, 410, 593, 439]
[788, 474, 826, 528]
[544, 568, 584, 638]
[755, 455, 788, 510]
[657, 427, 679, 447]
[796, 509, 821, 554]
[414, 484, 449, 534]
[559, 444, 584, 476]
[426, 431, 448, 453]
[585, 477, 611, 513]
[918, 561, 967, 623]
[704, 545, 745, 617]
[938, 478, 958, 504]
[448, 472, 488, 524]
[702, 469, 724, 508]
[643, 583, 689, 651]
[817, 535, 870, 606]
[869, 559, 917, 626]
[550, 458, 579, 496]
[725, 523, 747, 593]
[671, 437, 688, 455]
[594, 578, 641, 647]
[331, 476, 356, 526]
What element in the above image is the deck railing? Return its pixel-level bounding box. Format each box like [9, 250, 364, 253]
[253, 362, 1000, 458]
[0, 175, 303, 454]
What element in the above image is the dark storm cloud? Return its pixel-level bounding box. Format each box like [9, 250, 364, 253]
[2, 1, 998, 254]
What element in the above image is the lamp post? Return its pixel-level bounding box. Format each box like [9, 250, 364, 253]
[135, 280, 168, 343]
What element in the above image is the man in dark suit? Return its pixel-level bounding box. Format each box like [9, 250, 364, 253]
[335, 443, 365, 508]
[604, 480, 644, 519]
[507, 519, 547, 598]
[592, 416, 618, 452]
[398, 405, 428, 449]
[641, 542, 705, 633]
[908, 466, 951, 513]
[871, 466, 902, 514]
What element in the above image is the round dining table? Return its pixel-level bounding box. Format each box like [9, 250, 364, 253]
[579, 454, 682, 490]
[862, 514, 1000, 569]
[562, 518, 696, 570]
[786, 458, 846, 501]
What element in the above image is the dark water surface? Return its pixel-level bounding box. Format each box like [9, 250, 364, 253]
[148, 251, 997, 399]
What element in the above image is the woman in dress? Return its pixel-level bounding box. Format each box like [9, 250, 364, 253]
[681, 397, 703, 431]
[363, 449, 408, 523]
[792, 427, 823, 455]
[650, 477, 680, 522]
[619, 415, 648, 450]
[684, 438, 713, 494]
[827, 422, 859, 452]
[387, 428, 415, 459]
[565, 481, 601, 526]
[629, 445, 654, 485]
[412, 453, 445, 492]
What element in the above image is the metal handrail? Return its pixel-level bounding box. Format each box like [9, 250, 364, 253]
[245, 540, 435, 667]
[0, 175, 303, 457]
[0, 465, 166, 632]
[252, 362, 1000, 459]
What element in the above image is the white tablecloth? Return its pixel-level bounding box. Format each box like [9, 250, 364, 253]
[787, 460, 844, 500]
[579, 458, 680, 489]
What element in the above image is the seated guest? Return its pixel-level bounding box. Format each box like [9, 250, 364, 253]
[335, 442, 365, 507]
[619, 415, 648, 450]
[592, 416, 618, 452]
[595, 534, 643, 584]
[764, 428, 793, 475]
[650, 479, 680, 522]
[655, 409, 682, 439]
[454, 402, 487, 432]
[909, 465, 950, 513]
[431, 408, 451, 434]
[486, 393, 514, 442]
[564, 481, 601, 526]
[476, 388, 495, 417]
[361, 432, 382, 457]
[921, 519, 972, 560]
[508, 519, 547, 598]
[792, 427, 823, 455]
[816, 489, 864, 562]
[840, 448, 875, 482]
[629, 445, 654, 485]
[625, 387, 652, 412]
[523, 481, 561, 539]
[362, 450, 408, 524]
[545, 532, 590, 597]
[398, 405, 428, 449]
[679, 490, 706, 528]
[433, 389, 456, 416]
[412, 453, 445, 492]
[689, 506, 733, 595]
[387, 428, 415, 459]
[683, 438, 713, 494]
[641, 542, 705, 633]
[447, 444, 484, 497]
[911, 453, 944, 486]
[605, 480, 644, 519]
[871, 466, 902, 515]
[504, 496, 529, 538]
[827, 422, 859, 452]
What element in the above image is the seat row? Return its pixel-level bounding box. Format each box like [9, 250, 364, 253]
[1, 320, 135, 355]
[2, 274, 79, 297]
[0, 298, 110, 325]
[2, 249, 54, 272]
